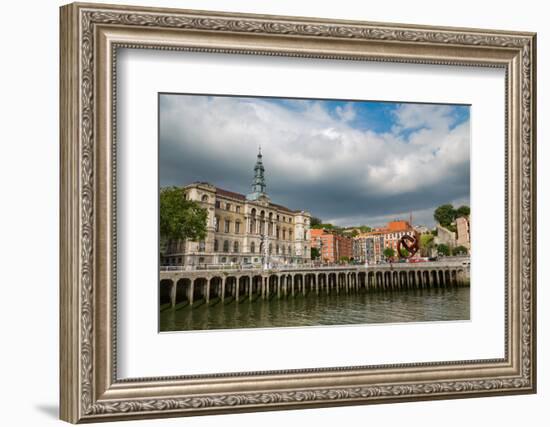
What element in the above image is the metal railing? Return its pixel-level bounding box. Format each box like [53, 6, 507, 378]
[160, 259, 468, 273]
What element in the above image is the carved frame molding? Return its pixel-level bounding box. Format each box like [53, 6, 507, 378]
[60, 2, 536, 423]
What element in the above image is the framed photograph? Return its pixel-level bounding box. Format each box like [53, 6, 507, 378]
[60, 2, 536, 423]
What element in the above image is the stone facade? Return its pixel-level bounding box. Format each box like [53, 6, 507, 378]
[162, 149, 311, 267]
[434, 223, 457, 249]
[456, 216, 471, 251]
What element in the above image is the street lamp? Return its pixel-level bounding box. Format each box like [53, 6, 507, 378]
[260, 232, 269, 270]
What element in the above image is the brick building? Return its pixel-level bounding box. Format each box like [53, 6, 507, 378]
[355, 220, 418, 264]
[310, 228, 353, 263]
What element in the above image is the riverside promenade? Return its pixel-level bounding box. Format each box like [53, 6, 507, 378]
[159, 260, 470, 308]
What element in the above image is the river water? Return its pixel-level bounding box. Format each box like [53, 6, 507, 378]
[159, 287, 470, 332]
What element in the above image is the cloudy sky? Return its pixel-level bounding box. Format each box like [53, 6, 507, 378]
[159, 94, 470, 228]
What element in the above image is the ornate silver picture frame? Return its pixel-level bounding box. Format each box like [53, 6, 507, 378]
[60, 2, 536, 423]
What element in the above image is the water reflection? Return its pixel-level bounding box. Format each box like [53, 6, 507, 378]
[160, 287, 470, 332]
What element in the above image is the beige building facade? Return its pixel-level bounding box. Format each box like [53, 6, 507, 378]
[162, 149, 311, 267]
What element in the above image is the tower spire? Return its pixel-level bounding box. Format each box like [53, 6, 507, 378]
[246, 146, 269, 201]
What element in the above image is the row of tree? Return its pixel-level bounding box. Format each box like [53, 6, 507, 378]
[433, 204, 470, 229]
[383, 242, 468, 260]
[310, 216, 372, 236]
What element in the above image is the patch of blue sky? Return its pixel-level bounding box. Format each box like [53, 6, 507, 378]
[216, 94, 469, 136]
[449, 104, 470, 129]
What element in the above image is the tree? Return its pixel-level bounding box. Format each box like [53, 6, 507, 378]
[434, 204, 456, 227]
[310, 216, 323, 227]
[358, 225, 372, 233]
[339, 256, 350, 264]
[419, 233, 435, 257]
[346, 229, 359, 238]
[312, 222, 334, 230]
[453, 245, 468, 255]
[383, 247, 395, 260]
[446, 224, 457, 233]
[436, 244, 450, 256]
[456, 205, 471, 218]
[311, 247, 320, 260]
[159, 187, 208, 254]
[399, 246, 410, 258]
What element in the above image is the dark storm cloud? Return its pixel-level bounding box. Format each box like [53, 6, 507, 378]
[159, 94, 470, 227]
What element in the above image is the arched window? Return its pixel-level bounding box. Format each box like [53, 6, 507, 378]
[223, 240, 229, 252]
[282, 229, 287, 240]
[233, 241, 239, 253]
[250, 209, 257, 234]
[198, 241, 205, 252]
[250, 242, 255, 254]
[198, 257, 205, 264]
[235, 221, 241, 234]
[214, 239, 219, 251]
[276, 244, 279, 254]
[215, 216, 220, 232]
[288, 245, 291, 255]
[282, 246, 285, 255]
[269, 243, 273, 254]
[201, 194, 208, 202]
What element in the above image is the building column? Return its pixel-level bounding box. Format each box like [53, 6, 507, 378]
[221, 277, 226, 302]
[206, 278, 211, 304]
[315, 274, 319, 295]
[170, 280, 176, 308]
[189, 279, 195, 305]
[235, 277, 240, 302]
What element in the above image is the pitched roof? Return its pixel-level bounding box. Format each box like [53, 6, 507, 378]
[214, 187, 300, 213]
[269, 202, 294, 213]
[215, 187, 246, 201]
